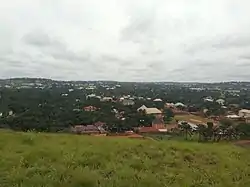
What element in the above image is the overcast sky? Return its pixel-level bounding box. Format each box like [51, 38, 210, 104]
[1, 0, 250, 82]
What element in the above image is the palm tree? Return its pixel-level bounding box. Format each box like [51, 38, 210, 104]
[197, 124, 206, 142]
[179, 121, 192, 140]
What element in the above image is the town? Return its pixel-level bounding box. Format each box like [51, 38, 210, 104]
[1, 78, 250, 142]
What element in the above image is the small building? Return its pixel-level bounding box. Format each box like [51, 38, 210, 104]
[144, 108, 162, 115]
[226, 114, 241, 120]
[165, 103, 175, 108]
[83, 106, 98, 112]
[137, 105, 162, 115]
[71, 125, 106, 135]
[216, 99, 225, 105]
[122, 99, 135, 106]
[8, 110, 14, 116]
[203, 96, 214, 102]
[101, 97, 113, 102]
[136, 123, 167, 134]
[153, 98, 163, 102]
[175, 102, 186, 108]
[239, 109, 250, 118]
[137, 105, 147, 112]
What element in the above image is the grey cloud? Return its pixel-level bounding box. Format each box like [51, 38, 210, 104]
[2, 0, 250, 81]
[185, 34, 250, 54]
[23, 31, 90, 62]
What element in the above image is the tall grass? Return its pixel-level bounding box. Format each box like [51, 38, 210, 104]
[1, 130, 250, 187]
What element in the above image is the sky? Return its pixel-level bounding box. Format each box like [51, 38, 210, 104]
[1, 0, 250, 82]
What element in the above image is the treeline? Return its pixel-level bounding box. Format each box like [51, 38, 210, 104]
[175, 120, 250, 141]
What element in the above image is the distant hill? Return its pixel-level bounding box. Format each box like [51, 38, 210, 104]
[1, 130, 250, 187]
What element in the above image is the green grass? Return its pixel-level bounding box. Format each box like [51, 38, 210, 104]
[1, 130, 250, 187]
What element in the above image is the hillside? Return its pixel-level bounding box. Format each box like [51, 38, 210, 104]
[1, 130, 250, 187]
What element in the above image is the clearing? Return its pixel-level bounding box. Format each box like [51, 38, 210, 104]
[0, 130, 250, 187]
[174, 114, 213, 124]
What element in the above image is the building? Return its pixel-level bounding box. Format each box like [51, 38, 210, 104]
[239, 109, 250, 118]
[83, 106, 98, 112]
[174, 102, 186, 108]
[137, 105, 147, 112]
[122, 99, 135, 106]
[216, 99, 225, 105]
[136, 123, 167, 133]
[152, 118, 165, 129]
[153, 98, 163, 102]
[203, 96, 214, 102]
[101, 97, 113, 102]
[137, 105, 162, 115]
[71, 124, 106, 135]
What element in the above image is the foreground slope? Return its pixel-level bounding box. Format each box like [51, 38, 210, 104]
[1, 130, 250, 187]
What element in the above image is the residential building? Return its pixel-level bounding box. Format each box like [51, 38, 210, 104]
[137, 105, 147, 112]
[144, 108, 162, 115]
[239, 109, 250, 118]
[122, 99, 135, 106]
[71, 124, 106, 135]
[174, 102, 186, 108]
[136, 122, 167, 133]
[101, 97, 113, 102]
[137, 105, 162, 115]
[83, 106, 98, 112]
[216, 99, 225, 105]
[153, 98, 163, 102]
[203, 96, 214, 102]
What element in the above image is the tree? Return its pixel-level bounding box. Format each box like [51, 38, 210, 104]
[179, 121, 192, 140]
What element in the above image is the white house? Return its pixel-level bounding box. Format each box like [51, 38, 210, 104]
[238, 109, 250, 118]
[137, 105, 162, 114]
[122, 99, 135, 106]
[137, 105, 147, 112]
[216, 99, 225, 105]
[204, 97, 214, 102]
[153, 98, 163, 102]
[175, 102, 186, 107]
[101, 97, 113, 102]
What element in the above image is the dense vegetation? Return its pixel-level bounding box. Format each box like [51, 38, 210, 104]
[1, 79, 250, 133]
[1, 130, 250, 187]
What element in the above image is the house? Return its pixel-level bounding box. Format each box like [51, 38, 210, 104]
[239, 109, 250, 118]
[83, 106, 98, 112]
[174, 102, 186, 108]
[101, 97, 113, 102]
[153, 98, 163, 102]
[136, 122, 167, 133]
[137, 105, 162, 115]
[226, 114, 241, 120]
[216, 99, 225, 105]
[144, 108, 162, 115]
[152, 118, 165, 129]
[61, 93, 68, 97]
[122, 99, 135, 106]
[203, 96, 214, 102]
[165, 103, 175, 108]
[8, 110, 13, 116]
[137, 105, 147, 112]
[71, 124, 106, 135]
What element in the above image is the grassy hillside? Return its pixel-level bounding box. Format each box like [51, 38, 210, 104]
[1, 130, 250, 187]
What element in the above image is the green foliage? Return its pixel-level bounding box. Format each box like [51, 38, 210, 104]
[1, 130, 250, 187]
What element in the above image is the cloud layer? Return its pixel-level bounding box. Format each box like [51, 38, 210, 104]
[1, 0, 250, 82]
